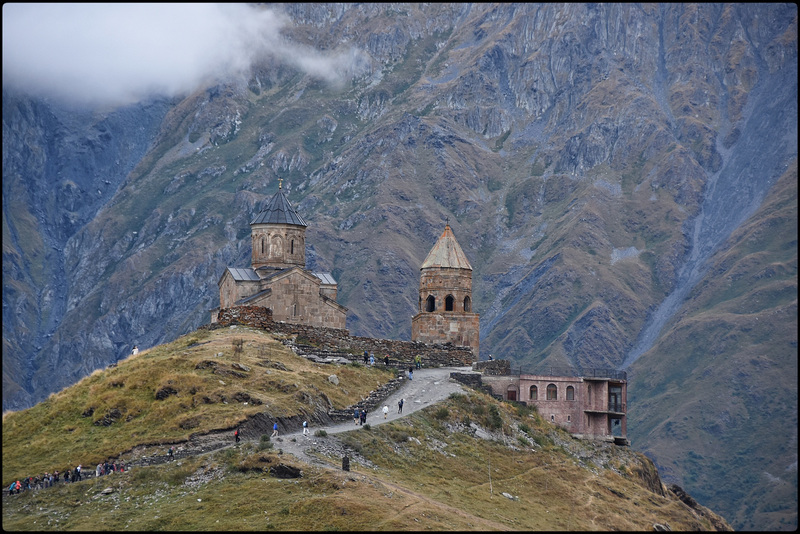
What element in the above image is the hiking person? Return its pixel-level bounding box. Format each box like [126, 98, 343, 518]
[369, 353, 375, 365]
[302, 420, 310, 436]
[408, 367, 413, 380]
[398, 398, 404, 414]
[132, 345, 139, 355]
[234, 428, 240, 444]
[271, 421, 279, 438]
[384, 354, 389, 366]
[354, 407, 360, 425]
[168, 446, 175, 460]
[363, 350, 368, 364]
[415, 354, 422, 369]
[382, 405, 389, 419]
[360, 410, 366, 425]
[75, 465, 82, 481]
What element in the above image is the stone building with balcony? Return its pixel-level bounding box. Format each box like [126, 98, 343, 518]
[474, 362, 628, 445]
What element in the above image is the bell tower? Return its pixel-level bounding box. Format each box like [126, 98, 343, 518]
[250, 180, 307, 270]
[411, 222, 479, 360]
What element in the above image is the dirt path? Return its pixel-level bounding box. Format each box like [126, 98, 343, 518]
[266, 366, 472, 465]
[125, 366, 473, 467]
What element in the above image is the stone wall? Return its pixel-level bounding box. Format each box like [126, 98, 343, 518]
[215, 306, 274, 326]
[206, 306, 474, 368]
[472, 359, 511, 376]
[449, 371, 496, 397]
[327, 376, 407, 422]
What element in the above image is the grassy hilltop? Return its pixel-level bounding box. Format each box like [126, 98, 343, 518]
[3, 326, 731, 531]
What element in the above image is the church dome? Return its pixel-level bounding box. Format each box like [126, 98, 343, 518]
[250, 186, 307, 227]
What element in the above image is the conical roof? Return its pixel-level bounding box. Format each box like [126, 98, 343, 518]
[421, 224, 472, 270]
[250, 186, 307, 226]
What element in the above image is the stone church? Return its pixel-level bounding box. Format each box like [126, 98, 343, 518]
[411, 223, 480, 360]
[210, 184, 347, 329]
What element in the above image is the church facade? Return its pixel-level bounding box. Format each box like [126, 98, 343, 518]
[411, 223, 480, 360]
[210, 185, 347, 330]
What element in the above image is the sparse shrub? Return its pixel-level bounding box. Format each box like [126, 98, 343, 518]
[515, 404, 537, 418]
[472, 404, 486, 416]
[220, 447, 239, 470]
[258, 434, 274, 451]
[518, 436, 531, 447]
[434, 407, 449, 420]
[362, 423, 371, 431]
[519, 423, 531, 434]
[532, 434, 549, 448]
[387, 427, 410, 443]
[341, 435, 362, 453]
[314, 429, 327, 437]
[487, 405, 503, 430]
[232, 338, 244, 359]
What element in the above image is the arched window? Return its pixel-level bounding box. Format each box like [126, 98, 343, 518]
[566, 386, 575, 401]
[464, 296, 471, 312]
[445, 295, 455, 311]
[425, 295, 436, 312]
[261, 237, 266, 254]
[529, 385, 538, 401]
[546, 384, 558, 400]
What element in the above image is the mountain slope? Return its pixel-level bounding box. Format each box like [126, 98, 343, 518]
[2, 3, 797, 530]
[2, 326, 731, 531]
[628, 165, 798, 531]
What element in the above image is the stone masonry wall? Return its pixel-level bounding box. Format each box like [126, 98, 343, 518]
[473, 359, 511, 376]
[209, 306, 474, 368]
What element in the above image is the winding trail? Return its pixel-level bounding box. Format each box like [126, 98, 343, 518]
[269, 366, 472, 465]
[3, 367, 474, 497]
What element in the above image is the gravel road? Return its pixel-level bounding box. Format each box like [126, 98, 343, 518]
[268, 366, 473, 467]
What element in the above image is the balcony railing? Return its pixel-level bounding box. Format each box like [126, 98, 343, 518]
[511, 366, 627, 381]
[585, 403, 626, 413]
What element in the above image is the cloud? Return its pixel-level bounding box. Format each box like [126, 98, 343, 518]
[2, 3, 368, 107]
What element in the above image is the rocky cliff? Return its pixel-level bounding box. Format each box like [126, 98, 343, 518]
[2, 3, 796, 530]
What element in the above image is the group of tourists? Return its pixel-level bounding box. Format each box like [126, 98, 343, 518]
[7, 460, 126, 495]
[353, 407, 367, 425]
[362, 351, 392, 366]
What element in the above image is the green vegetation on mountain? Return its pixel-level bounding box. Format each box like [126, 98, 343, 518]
[628, 166, 798, 531]
[3, 326, 730, 531]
